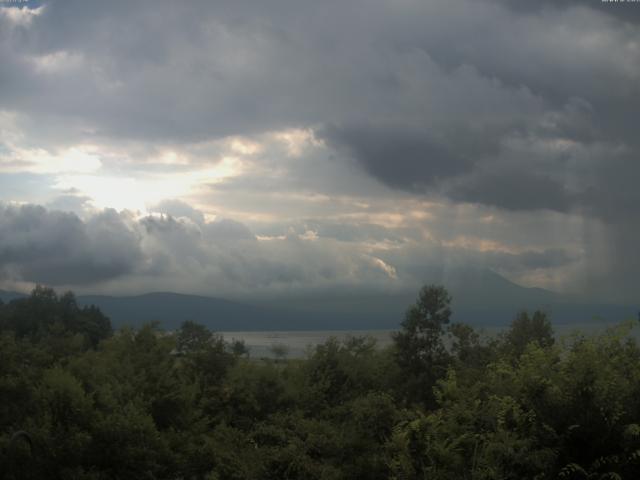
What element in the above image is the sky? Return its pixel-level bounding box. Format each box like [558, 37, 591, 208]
[0, 0, 639, 304]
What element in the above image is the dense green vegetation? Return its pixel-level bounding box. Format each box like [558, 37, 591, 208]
[1, 286, 640, 479]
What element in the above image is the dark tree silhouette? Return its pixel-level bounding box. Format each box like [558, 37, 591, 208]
[392, 284, 452, 406]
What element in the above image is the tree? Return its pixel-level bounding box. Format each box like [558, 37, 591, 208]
[0, 286, 111, 352]
[392, 285, 452, 407]
[502, 310, 554, 359]
[176, 320, 213, 354]
[229, 339, 249, 358]
[269, 343, 290, 362]
[448, 322, 494, 374]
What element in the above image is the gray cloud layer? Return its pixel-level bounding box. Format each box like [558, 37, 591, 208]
[0, 204, 142, 284]
[0, 0, 638, 302]
[4, 0, 633, 215]
[0, 203, 582, 300]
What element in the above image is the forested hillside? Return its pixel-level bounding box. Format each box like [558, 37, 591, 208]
[2, 286, 640, 479]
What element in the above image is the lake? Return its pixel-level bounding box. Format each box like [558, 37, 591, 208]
[219, 330, 396, 358]
[220, 320, 639, 358]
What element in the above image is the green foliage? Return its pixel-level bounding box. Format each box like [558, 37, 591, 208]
[2, 285, 640, 479]
[176, 320, 214, 354]
[0, 286, 112, 354]
[501, 310, 555, 359]
[303, 335, 396, 408]
[392, 284, 452, 407]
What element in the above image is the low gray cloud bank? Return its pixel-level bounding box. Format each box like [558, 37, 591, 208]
[0, 202, 584, 301]
[0, 204, 142, 285]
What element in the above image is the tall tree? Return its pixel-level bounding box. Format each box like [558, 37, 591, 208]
[392, 284, 452, 407]
[502, 310, 554, 359]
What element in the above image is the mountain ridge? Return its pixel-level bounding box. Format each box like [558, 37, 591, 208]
[1, 268, 636, 330]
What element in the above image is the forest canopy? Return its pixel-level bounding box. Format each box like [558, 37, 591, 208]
[1, 286, 640, 479]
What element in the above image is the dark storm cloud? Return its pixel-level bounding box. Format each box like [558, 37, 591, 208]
[1, 0, 639, 301]
[576, 154, 640, 222]
[487, 248, 578, 272]
[0, 0, 551, 144]
[491, 0, 640, 24]
[321, 124, 473, 190]
[0, 204, 143, 284]
[5, 0, 636, 173]
[450, 169, 574, 212]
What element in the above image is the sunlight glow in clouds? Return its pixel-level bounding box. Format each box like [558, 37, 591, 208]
[1, 146, 103, 174]
[53, 156, 243, 213]
[0, 5, 43, 26]
[274, 129, 322, 157]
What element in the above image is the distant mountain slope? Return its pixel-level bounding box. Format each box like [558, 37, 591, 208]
[0, 290, 26, 303]
[250, 266, 636, 328]
[76, 292, 306, 330]
[2, 267, 636, 330]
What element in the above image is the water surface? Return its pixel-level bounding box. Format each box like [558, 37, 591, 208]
[221, 321, 638, 358]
